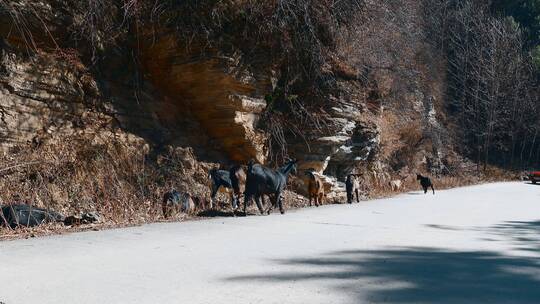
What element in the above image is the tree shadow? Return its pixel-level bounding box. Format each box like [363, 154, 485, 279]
[426, 220, 540, 254]
[488, 220, 540, 254]
[228, 220, 540, 303]
[226, 247, 540, 303]
[425, 224, 465, 231]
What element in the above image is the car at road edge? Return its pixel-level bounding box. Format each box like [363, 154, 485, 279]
[528, 171, 540, 184]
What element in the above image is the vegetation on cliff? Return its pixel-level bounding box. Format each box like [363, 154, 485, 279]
[0, 0, 538, 233]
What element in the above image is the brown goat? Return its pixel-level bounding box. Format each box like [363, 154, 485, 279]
[229, 165, 246, 210]
[306, 171, 325, 207]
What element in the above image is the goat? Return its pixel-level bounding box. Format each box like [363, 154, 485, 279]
[162, 190, 196, 218]
[389, 179, 402, 192]
[417, 174, 435, 194]
[305, 171, 325, 207]
[346, 174, 361, 204]
[1, 204, 64, 228]
[229, 165, 246, 211]
[209, 168, 234, 210]
[244, 159, 298, 215]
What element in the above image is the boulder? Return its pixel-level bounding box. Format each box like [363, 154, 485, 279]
[1, 204, 64, 228]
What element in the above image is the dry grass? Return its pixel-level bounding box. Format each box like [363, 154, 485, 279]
[0, 138, 515, 240]
[0, 135, 156, 222]
[364, 165, 517, 200]
[0, 129, 215, 236]
[0, 129, 311, 239]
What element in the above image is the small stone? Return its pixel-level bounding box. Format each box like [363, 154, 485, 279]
[81, 212, 101, 224]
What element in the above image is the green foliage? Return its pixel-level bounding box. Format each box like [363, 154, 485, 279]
[532, 45, 540, 69]
[492, 1, 540, 74]
[492, 0, 540, 46]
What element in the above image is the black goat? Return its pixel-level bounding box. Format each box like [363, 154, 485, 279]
[417, 174, 435, 194]
[1, 204, 64, 228]
[244, 159, 298, 215]
[346, 174, 361, 204]
[209, 168, 234, 209]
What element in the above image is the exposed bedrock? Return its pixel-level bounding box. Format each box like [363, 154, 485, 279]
[141, 35, 272, 164]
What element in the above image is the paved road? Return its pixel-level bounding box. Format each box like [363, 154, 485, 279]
[1, 182, 539, 304]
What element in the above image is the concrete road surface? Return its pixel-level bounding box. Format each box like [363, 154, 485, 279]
[1, 182, 539, 304]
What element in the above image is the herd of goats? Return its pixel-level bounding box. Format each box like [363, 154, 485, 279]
[0, 159, 435, 229]
[162, 159, 436, 218]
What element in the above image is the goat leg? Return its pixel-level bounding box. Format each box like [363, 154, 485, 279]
[243, 194, 250, 216]
[229, 192, 237, 217]
[278, 196, 285, 214]
[254, 195, 265, 215]
[264, 195, 274, 215]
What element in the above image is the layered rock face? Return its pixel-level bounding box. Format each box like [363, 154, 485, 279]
[0, 0, 455, 213]
[141, 36, 271, 163]
[0, 48, 91, 147]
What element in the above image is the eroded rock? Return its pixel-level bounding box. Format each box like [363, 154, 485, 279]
[141, 37, 272, 163]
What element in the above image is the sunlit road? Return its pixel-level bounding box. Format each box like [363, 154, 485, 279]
[1, 182, 539, 304]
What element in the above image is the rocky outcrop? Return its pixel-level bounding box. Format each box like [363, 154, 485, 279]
[141, 36, 272, 163]
[0, 46, 93, 148]
[0, 0, 464, 225]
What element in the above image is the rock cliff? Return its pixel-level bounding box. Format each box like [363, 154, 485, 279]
[0, 0, 477, 223]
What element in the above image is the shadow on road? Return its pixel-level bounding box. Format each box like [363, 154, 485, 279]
[425, 224, 465, 231]
[226, 247, 540, 303]
[197, 210, 237, 217]
[406, 192, 424, 195]
[227, 219, 540, 303]
[488, 220, 540, 254]
[426, 219, 540, 254]
[196, 209, 260, 217]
